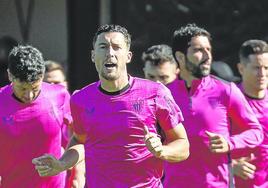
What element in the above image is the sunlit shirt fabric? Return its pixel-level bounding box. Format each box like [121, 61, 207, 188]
[233, 84, 268, 188]
[0, 82, 72, 188]
[164, 75, 263, 188]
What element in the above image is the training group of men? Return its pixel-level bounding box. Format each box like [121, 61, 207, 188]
[0, 23, 267, 188]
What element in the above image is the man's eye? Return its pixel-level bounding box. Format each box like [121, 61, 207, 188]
[160, 76, 168, 80]
[99, 45, 107, 49]
[113, 46, 121, 50]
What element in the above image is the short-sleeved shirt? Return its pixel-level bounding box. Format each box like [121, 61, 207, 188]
[71, 76, 184, 188]
[164, 75, 263, 188]
[0, 82, 72, 188]
[234, 84, 268, 188]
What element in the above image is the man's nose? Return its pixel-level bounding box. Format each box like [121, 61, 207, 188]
[203, 49, 210, 59]
[258, 67, 266, 77]
[107, 46, 115, 57]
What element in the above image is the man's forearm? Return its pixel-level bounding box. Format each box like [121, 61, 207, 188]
[60, 136, 85, 170]
[229, 128, 263, 151]
[160, 138, 189, 163]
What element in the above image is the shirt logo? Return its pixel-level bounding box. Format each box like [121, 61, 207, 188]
[208, 97, 220, 109]
[132, 100, 144, 113]
[2, 116, 14, 125]
[85, 107, 95, 116]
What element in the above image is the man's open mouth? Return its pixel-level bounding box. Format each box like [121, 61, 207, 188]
[105, 63, 116, 68]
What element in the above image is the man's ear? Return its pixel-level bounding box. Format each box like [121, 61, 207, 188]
[126, 51, 133, 64]
[175, 67, 180, 75]
[237, 62, 244, 75]
[175, 51, 186, 67]
[142, 67, 146, 74]
[91, 50, 95, 63]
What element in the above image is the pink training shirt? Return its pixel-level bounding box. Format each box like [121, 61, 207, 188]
[164, 75, 263, 188]
[71, 76, 184, 188]
[0, 82, 72, 188]
[233, 84, 268, 188]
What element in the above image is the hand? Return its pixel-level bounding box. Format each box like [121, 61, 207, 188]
[32, 154, 64, 177]
[144, 125, 163, 158]
[205, 131, 229, 153]
[233, 153, 256, 180]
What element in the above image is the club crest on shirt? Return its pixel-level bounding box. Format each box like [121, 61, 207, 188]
[208, 97, 220, 108]
[2, 116, 14, 125]
[132, 100, 144, 113]
[85, 107, 95, 116]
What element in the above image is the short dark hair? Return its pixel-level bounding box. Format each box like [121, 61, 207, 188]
[142, 44, 176, 66]
[45, 60, 65, 74]
[8, 45, 45, 82]
[172, 23, 211, 62]
[239, 39, 268, 64]
[92, 24, 131, 49]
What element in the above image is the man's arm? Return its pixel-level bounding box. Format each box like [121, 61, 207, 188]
[144, 123, 189, 163]
[68, 159, 86, 188]
[32, 133, 86, 177]
[228, 83, 263, 150]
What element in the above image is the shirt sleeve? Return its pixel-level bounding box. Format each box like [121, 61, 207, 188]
[70, 92, 87, 136]
[61, 90, 73, 148]
[155, 83, 184, 131]
[63, 90, 73, 127]
[227, 83, 263, 150]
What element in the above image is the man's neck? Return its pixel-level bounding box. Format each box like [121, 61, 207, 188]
[180, 71, 200, 88]
[100, 75, 129, 92]
[242, 82, 266, 99]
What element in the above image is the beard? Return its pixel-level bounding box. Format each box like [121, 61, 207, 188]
[185, 57, 211, 78]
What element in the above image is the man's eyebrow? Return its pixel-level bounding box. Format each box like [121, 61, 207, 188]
[97, 42, 107, 45]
